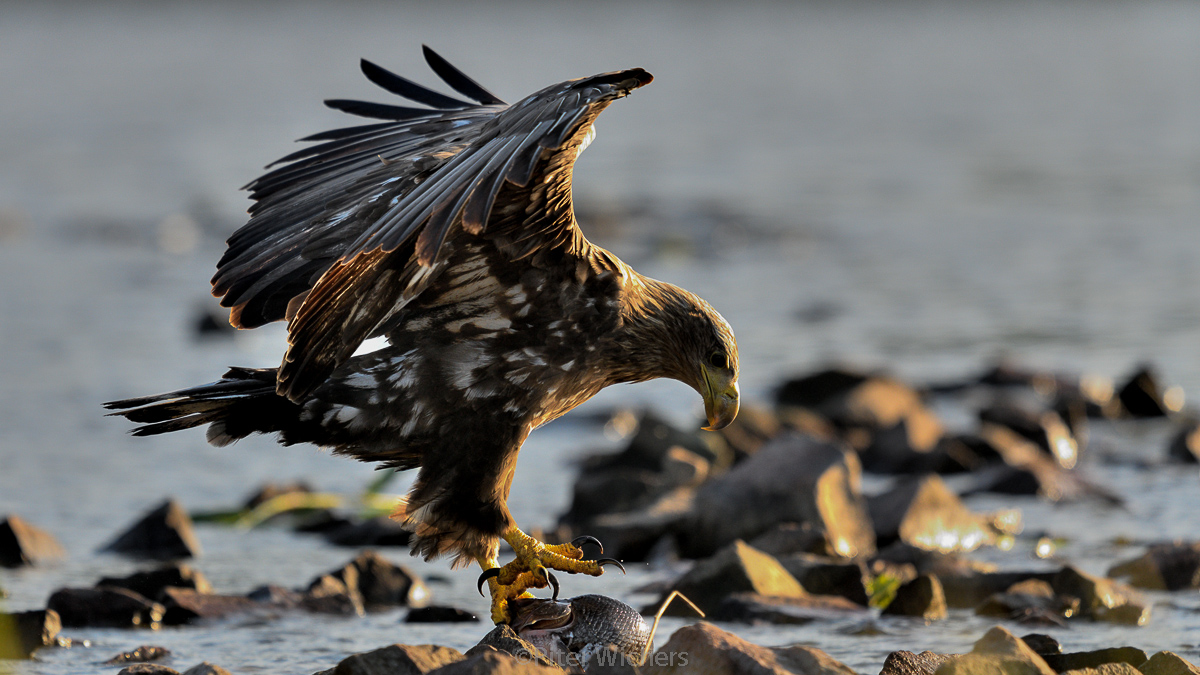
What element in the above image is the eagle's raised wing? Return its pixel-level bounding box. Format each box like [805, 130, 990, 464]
[210, 46, 652, 401]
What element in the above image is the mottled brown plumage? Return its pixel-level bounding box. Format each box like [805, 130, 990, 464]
[106, 47, 739, 570]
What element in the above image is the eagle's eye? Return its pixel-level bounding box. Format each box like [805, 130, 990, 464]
[708, 352, 728, 370]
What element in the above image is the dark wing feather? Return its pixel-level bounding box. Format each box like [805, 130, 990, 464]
[212, 49, 506, 329]
[421, 45, 506, 105]
[277, 67, 652, 401]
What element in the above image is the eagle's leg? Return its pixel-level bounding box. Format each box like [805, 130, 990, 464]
[478, 526, 624, 624]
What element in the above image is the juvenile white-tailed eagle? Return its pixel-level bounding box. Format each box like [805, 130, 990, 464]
[107, 47, 740, 624]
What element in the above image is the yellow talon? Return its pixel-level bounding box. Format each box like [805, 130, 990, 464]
[477, 527, 624, 624]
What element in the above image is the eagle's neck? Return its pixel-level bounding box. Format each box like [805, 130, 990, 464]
[599, 270, 701, 390]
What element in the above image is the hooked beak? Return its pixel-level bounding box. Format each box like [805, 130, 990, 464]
[701, 365, 740, 431]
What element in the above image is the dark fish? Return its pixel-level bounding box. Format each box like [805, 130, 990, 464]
[509, 594, 649, 668]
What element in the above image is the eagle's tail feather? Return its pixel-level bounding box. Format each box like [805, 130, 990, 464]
[105, 367, 308, 447]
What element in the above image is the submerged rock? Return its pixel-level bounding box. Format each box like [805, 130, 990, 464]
[102, 499, 202, 560]
[0, 609, 61, 659]
[649, 540, 805, 616]
[682, 433, 875, 559]
[0, 515, 65, 568]
[48, 586, 164, 628]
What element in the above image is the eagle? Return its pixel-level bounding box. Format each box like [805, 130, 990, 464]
[106, 46, 740, 624]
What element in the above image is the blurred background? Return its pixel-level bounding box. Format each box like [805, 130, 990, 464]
[2, 1, 1199, 672]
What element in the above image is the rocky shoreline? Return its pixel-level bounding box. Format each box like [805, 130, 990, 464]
[3, 360, 1200, 672]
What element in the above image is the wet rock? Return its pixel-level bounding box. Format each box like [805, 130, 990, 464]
[102, 499, 202, 560]
[0, 609, 61, 659]
[711, 592, 864, 624]
[968, 426, 1119, 503]
[975, 579, 1078, 624]
[581, 486, 695, 562]
[1139, 652, 1200, 675]
[588, 411, 725, 473]
[432, 650, 561, 674]
[980, 404, 1081, 469]
[632, 622, 855, 675]
[405, 606, 478, 623]
[936, 570, 1058, 609]
[749, 522, 830, 558]
[318, 550, 430, 610]
[47, 586, 165, 628]
[159, 587, 258, 625]
[868, 474, 1001, 554]
[324, 516, 413, 547]
[193, 307, 235, 338]
[303, 574, 365, 616]
[1052, 566, 1149, 624]
[1040, 648, 1148, 673]
[1167, 423, 1200, 463]
[778, 554, 871, 606]
[711, 404, 782, 462]
[1019, 635, 1061, 656]
[0, 515, 65, 568]
[104, 645, 172, 665]
[880, 651, 955, 675]
[882, 574, 947, 620]
[1058, 665, 1141, 675]
[118, 666, 180, 675]
[181, 663, 232, 675]
[778, 370, 944, 467]
[1117, 366, 1174, 418]
[650, 540, 805, 616]
[935, 625, 1056, 675]
[1108, 542, 1200, 591]
[467, 624, 555, 667]
[682, 433, 875, 559]
[315, 643, 466, 675]
[563, 469, 671, 525]
[98, 563, 212, 599]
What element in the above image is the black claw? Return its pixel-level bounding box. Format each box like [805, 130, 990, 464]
[597, 557, 626, 574]
[571, 535, 604, 555]
[477, 567, 501, 596]
[547, 570, 561, 601]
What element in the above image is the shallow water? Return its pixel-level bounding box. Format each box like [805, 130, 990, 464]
[2, 1, 1200, 673]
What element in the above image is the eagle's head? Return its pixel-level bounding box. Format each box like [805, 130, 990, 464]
[615, 276, 740, 431]
[684, 296, 740, 432]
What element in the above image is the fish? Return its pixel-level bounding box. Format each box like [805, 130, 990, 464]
[508, 594, 650, 669]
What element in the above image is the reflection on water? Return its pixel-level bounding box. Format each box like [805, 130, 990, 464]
[2, 1, 1199, 672]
